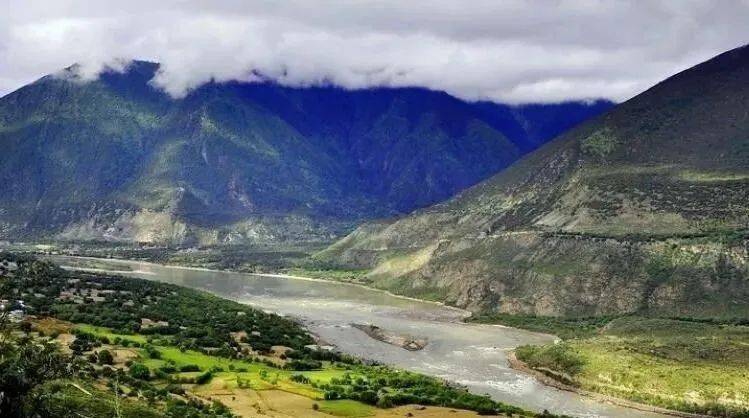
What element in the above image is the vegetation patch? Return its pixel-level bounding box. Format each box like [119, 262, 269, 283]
[468, 313, 615, 340]
[318, 399, 377, 417]
[515, 316, 749, 416]
[580, 127, 619, 159]
[282, 267, 372, 285]
[0, 253, 545, 417]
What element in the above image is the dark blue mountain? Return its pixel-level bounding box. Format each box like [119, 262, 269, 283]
[0, 61, 612, 244]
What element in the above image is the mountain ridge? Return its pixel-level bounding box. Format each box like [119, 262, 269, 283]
[318, 44, 749, 318]
[0, 61, 612, 245]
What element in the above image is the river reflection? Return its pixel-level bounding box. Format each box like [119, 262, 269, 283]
[49, 255, 665, 418]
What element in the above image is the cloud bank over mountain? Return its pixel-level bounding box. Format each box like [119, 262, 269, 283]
[2, 0, 749, 103]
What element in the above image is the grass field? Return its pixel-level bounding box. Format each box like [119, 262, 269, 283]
[515, 317, 749, 416]
[76, 323, 353, 392]
[74, 324, 525, 417]
[467, 313, 614, 339]
[76, 323, 148, 343]
[73, 323, 540, 417]
[318, 400, 377, 417]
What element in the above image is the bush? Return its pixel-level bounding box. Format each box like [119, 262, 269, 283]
[97, 349, 114, 365]
[144, 345, 161, 359]
[179, 364, 200, 372]
[324, 390, 340, 400]
[165, 384, 185, 395]
[376, 395, 393, 408]
[290, 374, 310, 384]
[516, 343, 585, 378]
[158, 365, 177, 374]
[285, 359, 322, 371]
[195, 371, 213, 385]
[128, 363, 150, 380]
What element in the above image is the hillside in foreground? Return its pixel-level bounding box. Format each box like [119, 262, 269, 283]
[0, 253, 541, 417]
[318, 44, 749, 319]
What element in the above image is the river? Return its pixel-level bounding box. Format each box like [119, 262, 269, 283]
[48, 255, 666, 418]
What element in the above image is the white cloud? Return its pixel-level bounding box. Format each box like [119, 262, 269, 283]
[2, 0, 749, 103]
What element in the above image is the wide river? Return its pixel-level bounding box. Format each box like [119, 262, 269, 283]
[50, 255, 665, 418]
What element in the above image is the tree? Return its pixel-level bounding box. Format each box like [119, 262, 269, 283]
[0, 335, 71, 417]
[98, 349, 114, 365]
[128, 363, 150, 380]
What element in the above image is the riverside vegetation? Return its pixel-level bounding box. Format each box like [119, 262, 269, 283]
[17, 243, 749, 417]
[9, 240, 749, 416]
[10, 240, 749, 416]
[0, 253, 555, 418]
[511, 316, 749, 417]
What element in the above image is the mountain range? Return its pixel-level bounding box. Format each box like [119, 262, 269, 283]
[318, 44, 749, 319]
[0, 61, 611, 245]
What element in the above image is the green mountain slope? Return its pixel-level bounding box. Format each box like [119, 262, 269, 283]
[319, 45, 749, 318]
[0, 62, 610, 245]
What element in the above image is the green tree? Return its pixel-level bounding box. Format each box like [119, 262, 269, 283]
[98, 349, 114, 365]
[128, 363, 150, 380]
[0, 327, 71, 416]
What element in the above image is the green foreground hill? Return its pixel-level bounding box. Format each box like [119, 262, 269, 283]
[0, 253, 540, 417]
[318, 44, 749, 319]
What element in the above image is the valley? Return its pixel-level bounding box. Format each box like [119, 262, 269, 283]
[44, 254, 674, 418]
[6, 239, 749, 416]
[1, 253, 544, 418]
[317, 45, 749, 320]
[2, 6, 749, 418]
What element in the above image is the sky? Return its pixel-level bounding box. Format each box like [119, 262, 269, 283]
[2, 0, 749, 103]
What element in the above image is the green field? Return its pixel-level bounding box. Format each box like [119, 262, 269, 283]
[76, 323, 148, 343]
[317, 400, 377, 417]
[467, 313, 615, 339]
[516, 317, 749, 416]
[76, 323, 351, 396]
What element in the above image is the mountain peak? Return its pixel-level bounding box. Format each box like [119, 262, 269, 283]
[0, 59, 611, 245]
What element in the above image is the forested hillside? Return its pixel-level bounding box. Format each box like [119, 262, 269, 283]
[0, 62, 610, 245]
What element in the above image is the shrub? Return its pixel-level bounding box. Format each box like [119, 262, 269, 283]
[97, 349, 114, 365]
[128, 363, 150, 380]
[516, 343, 585, 378]
[165, 384, 185, 395]
[195, 371, 213, 385]
[158, 365, 177, 374]
[285, 359, 322, 371]
[581, 127, 618, 159]
[290, 374, 310, 384]
[144, 345, 161, 359]
[376, 395, 394, 408]
[179, 364, 200, 372]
